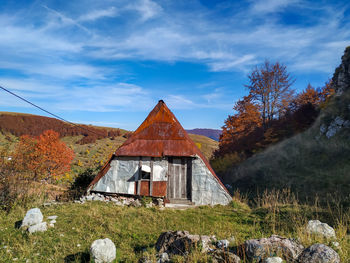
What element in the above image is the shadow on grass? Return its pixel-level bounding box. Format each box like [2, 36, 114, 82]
[64, 252, 90, 263]
[14, 220, 22, 229]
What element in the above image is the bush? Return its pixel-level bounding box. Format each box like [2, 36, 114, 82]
[69, 168, 97, 198]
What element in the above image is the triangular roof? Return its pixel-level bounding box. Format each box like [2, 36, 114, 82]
[115, 100, 199, 157]
[89, 100, 229, 195]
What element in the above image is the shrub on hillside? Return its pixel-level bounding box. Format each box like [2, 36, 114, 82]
[69, 168, 97, 198]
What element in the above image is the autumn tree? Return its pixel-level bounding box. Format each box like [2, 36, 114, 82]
[246, 60, 295, 129]
[13, 130, 74, 182]
[218, 96, 261, 155]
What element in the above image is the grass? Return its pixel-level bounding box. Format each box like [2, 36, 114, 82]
[0, 195, 348, 262]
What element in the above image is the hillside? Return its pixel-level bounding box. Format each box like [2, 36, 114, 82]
[0, 112, 218, 174]
[186, 128, 222, 141]
[223, 47, 350, 205]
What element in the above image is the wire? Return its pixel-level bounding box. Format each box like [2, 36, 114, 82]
[0, 85, 111, 138]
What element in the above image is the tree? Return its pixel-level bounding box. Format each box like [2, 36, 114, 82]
[218, 96, 261, 155]
[13, 130, 74, 182]
[246, 60, 295, 129]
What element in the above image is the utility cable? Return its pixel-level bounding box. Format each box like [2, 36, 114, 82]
[0, 85, 112, 138]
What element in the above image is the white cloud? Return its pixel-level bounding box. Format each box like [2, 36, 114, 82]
[78, 7, 118, 22]
[250, 0, 299, 14]
[127, 0, 162, 21]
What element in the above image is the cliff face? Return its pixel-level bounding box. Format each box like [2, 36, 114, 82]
[319, 46, 350, 139]
[332, 46, 350, 94]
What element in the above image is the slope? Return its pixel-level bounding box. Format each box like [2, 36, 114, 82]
[224, 47, 350, 205]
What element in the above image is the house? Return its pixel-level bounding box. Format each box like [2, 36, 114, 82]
[88, 100, 231, 205]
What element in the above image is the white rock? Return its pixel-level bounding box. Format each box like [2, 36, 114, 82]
[21, 208, 43, 227]
[49, 223, 55, 228]
[28, 222, 47, 233]
[47, 216, 57, 220]
[50, 220, 56, 224]
[306, 220, 336, 239]
[90, 238, 116, 263]
[263, 257, 283, 263]
[332, 241, 340, 248]
[217, 239, 230, 249]
[157, 252, 169, 263]
[85, 195, 93, 201]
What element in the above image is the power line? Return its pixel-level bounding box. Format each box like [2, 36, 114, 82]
[0, 85, 111, 138]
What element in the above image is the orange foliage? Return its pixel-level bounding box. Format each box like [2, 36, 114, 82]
[13, 130, 74, 181]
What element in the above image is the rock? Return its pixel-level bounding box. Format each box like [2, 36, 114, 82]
[298, 244, 340, 263]
[47, 216, 57, 220]
[28, 222, 47, 233]
[217, 239, 230, 249]
[243, 235, 303, 262]
[155, 231, 216, 255]
[332, 241, 340, 248]
[209, 250, 240, 263]
[21, 208, 43, 227]
[49, 223, 55, 228]
[306, 220, 336, 239]
[50, 220, 56, 224]
[90, 238, 116, 263]
[130, 199, 142, 207]
[263, 257, 283, 263]
[157, 252, 169, 263]
[332, 46, 350, 94]
[93, 195, 105, 201]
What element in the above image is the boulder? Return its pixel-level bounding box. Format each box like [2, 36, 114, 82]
[28, 222, 47, 233]
[155, 231, 216, 255]
[90, 238, 116, 263]
[217, 240, 230, 249]
[263, 257, 283, 263]
[298, 244, 340, 263]
[157, 252, 169, 263]
[209, 250, 240, 263]
[243, 235, 303, 262]
[306, 220, 336, 239]
[21, 208, 43, 227]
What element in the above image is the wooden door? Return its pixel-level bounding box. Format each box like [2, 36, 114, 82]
[167, 158, 190, 200]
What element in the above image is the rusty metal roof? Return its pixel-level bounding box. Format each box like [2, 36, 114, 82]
[115, 100, 198, 157]
[89, 100, 230, 195]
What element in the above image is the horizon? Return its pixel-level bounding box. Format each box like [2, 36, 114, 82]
[0, 0, 349, 130]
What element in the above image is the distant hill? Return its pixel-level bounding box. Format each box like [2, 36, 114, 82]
[186, 128, 222, 141]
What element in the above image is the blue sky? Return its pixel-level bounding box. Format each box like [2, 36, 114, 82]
[0, 0, 349, 130]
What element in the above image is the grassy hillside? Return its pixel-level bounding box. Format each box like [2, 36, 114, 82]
[223, 49, 350, 205]
[0, 198, 348, 262]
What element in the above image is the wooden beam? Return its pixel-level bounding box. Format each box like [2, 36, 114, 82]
[150, 157, 154, 196]
[137, 157, 142, 195]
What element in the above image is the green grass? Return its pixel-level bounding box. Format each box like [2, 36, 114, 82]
[0, 199, 348, 262]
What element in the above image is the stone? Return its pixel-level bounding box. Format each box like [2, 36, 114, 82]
[28, 222, 47, 233]
[217, 239, 230, 249]
[155, 231, 216, 255]
[298, 244, 340, 263]
[85, 195, 93, 201]
[156, 252, 169, 263]
[130, 199, 142, 207]
[209, 250, 240, 263]
[306, 220, 336, 239]
[47, 216, 57, 220]
[263, 257, 283, 263]
[50, 220, 56, 224]
[332, 241, 340, 248]
[90, 238, 116, 263]
[243, 235, 304, 262]
[93, 195, 105, 201]
[21, 208, 43, 227]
